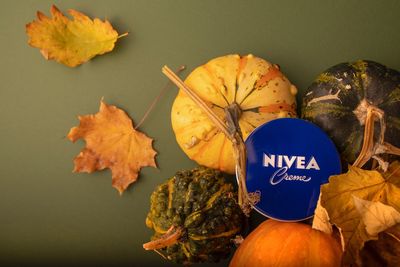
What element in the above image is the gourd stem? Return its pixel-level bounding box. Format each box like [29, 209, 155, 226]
[162, 66, 254, 215]
[381, 142, 400, 156]
[353, 105, 400, 169]
[235, 140, 257, 216]
[143, 226, 184, 251]
[225, 104, 256, 216]
[162, 66, 231, 138]
[353, 108, 377, 168]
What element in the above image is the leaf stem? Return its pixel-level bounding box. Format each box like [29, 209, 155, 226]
[135, 66, 186, 130]
[117, 32, 129, 39]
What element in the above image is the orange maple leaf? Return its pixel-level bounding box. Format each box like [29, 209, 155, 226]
[67, 100, 157, 194]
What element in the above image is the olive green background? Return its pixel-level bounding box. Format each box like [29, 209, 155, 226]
[0, 0, 399, 266]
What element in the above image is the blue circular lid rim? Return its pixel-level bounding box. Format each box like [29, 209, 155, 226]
[245, 118, 341, 148]
[242, 117, 342, 222]
[235, 166, 316, 223]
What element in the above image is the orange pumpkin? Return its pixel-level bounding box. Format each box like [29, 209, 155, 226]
[230, 219, 342, 267]
[171, 54, 297, 174]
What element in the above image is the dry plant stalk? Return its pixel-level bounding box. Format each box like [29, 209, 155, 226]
[162, 66, 256, 215]
[353, 105, 400, 170]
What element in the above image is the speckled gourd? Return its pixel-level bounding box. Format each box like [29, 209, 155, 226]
[171, 54, 298, 174]
[302, 60, 400, 168]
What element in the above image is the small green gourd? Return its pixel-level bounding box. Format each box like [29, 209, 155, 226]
[143, 167, 244, 264]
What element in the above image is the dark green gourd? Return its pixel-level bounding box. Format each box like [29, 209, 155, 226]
[143, 167, 244, 264]
[302, 60, 400, 168]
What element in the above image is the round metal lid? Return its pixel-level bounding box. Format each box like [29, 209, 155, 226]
[245, 118, 341, 221]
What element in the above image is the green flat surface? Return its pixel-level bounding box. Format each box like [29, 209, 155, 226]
[0, 0, 399, 266]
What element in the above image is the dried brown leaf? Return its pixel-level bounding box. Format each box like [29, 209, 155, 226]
[319, 163, 400, 265]
[68, 100, 157, 194]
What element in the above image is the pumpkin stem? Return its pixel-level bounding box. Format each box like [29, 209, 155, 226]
[143, 226, 184, 251]
[353, 107, 381, 168]
[372, 155, 389, 171]
[377, 142, 400, 157]
[162, 66, 232, 137]
[353, 104, 400, 170]
[225, 102, 243, 134]
[162, 66, 256, 216]
[225, 103, 257, 216]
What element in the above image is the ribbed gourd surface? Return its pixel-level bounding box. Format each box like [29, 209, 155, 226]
[146, 167, 244, 264]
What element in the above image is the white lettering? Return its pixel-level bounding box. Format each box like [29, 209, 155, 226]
[306, 157, 320, 170]
[263, 154, 275, 167]
[270, 167, 287, 185]
[269, 167, 312, 186]
[262, 154, 320, 170]
[296, 156, 305, 169]
[283, 155, 296, 169]
[277, 155, 283, 168]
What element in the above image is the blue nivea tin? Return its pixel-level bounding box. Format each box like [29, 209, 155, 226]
[245, 118, 341, 221]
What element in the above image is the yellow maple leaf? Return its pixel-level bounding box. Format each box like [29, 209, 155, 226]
[26, 5, 127, 67]
[67, 100, 157, 194]
[320, 162, 400, 265]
